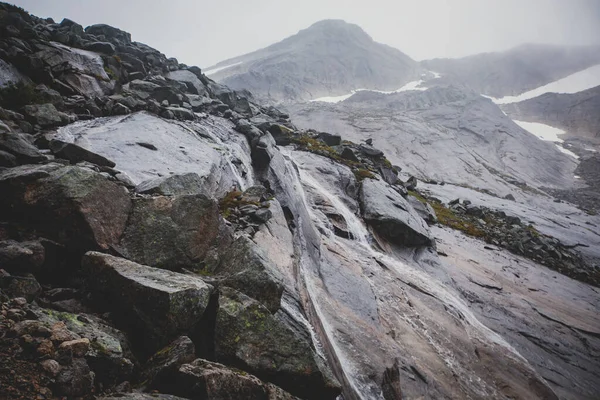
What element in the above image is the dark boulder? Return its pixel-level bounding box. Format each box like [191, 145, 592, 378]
[119, 194, 227, 271]
[0, 132, 46, 164]
[360, 179, 433, 247]
[318, 132, 341, 146]
[210, 236, 284, 313]
[49, 139, 116, 167]
[0, 164, 131, 251]
[83, 41, 116, 55]
[0, 240, 45, 273]
[215, 287, 341, 399]
[143, 336, 196, 388]
[85, 24, 131, 44]
[82, 252, 214, 355]
[171, 358, 301, 400]
[22, 103, 67, 127]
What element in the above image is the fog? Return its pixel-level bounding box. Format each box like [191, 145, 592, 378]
[10, 0, 600, 68]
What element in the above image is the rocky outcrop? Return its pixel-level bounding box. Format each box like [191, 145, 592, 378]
[171, 358, 301, 400]
[360, 179, 433, 246]
[118, 194, 227, 272]
[0, 163, 131, 251]
[82, 252, 214, 355]
[214, 287, 340, 399]
[502, 85, 600, 139]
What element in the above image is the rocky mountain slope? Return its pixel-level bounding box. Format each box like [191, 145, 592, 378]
[1, 3, 599, 400]
[288, 84, 578, 194]
[502, 85, 600, 139]
[205, 20, 422, 103]
[422, 43, 600, 98]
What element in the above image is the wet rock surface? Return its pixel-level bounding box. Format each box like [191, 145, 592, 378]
[360, 178, 433, 246]
[0, 3, 598, 400]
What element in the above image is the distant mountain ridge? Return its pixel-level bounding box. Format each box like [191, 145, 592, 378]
[502, 85, 600, 139]
[422, 43, 600, 98]
[206, 19, 422, 102]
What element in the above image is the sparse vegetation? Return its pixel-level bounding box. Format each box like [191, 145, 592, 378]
[353, 168, 376, 182]
[219, 189, 260, 219]
[0, 82, 44, 109]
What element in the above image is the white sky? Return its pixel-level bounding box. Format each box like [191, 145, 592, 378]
[11, 0, 600, 68]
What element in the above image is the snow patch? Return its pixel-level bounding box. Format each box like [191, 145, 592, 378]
[513, 120, 566, 142]
[204, 61, 243, 75]
[491, 64, 600, 104]
[513, 120, 579, 159]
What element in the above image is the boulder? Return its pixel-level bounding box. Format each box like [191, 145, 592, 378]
[135, 173, 207, 196]
[33, 307, 135, 386]
[170, 358, 301, 400]
[49, 139, 116, 167]
[84, 41, 116, 55]
[85, 24, 132, 44]
[0, 132, 46, 163]
[318, 132, 341, 146]
[0, 164, 131, 251]
[360, 179, 433, 246]
[55, 358, 95, 397]
[82, 252, 214, 355]
[378, 166, 398, 185]
[341, 147, 359, 162]
[0, 272, 42, 302]
[0, 149, 17, 167]
[236, 118, 263, 141]
[143, 336, 196, 388]
[21, 103, 66, 127]
[210, 236, 284, 313]
[166, 70, 208, 96]
[215, 287, 341, 399]
[119, 194, 227, 271]
[0, 240, 45, 273]
[166, 106, 194, 120]
[407, 196, 437, 225]
[358, 144, 384, 157]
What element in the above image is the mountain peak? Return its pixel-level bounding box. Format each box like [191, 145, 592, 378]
[297, 19, 373, 42]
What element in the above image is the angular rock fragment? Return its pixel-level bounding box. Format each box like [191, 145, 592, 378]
[83, 252, 213, 354]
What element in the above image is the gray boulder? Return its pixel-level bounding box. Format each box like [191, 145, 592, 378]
[166, 70, 208, 96]
[0, 164, 131, 251]
[360, 179, 433, 246]
[22, 103, 66, 127]
[84, 41, 116, 55]
[0, 132, 45, 164]
[0, 240, 45, 273]
[33, 307, 135, 386]
[82, 252, 214, 355]
[407, 195, 438, 225]
[143, 336, 196, 388]
[135, 173, 206, 196]
[215, 287, 341, 399]
[119, 194, 227, 271]
[171, 358, 301, 400]
[210, 236, 284, 313]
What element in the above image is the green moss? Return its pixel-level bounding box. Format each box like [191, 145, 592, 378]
[0, 82, 45, 110]
[103, 66, 116, 81]
[354, 168, 376, 182]
[408, 190, 427, 204]
[219, 189, 260, 220]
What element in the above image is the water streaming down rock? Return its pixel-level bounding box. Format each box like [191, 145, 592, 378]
[274, 149, 558, 399]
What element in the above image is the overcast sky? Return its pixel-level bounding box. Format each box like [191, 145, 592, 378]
[11, 0, 600, 68]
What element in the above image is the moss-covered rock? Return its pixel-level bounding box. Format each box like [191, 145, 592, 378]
[0, 163, 131, 251]
[119, 194, 229, 272]
[172, 358, 301, 400]
[82, 252, 214, 357]
[215, 287, 341, 400]
[210, 236, 284, 313]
